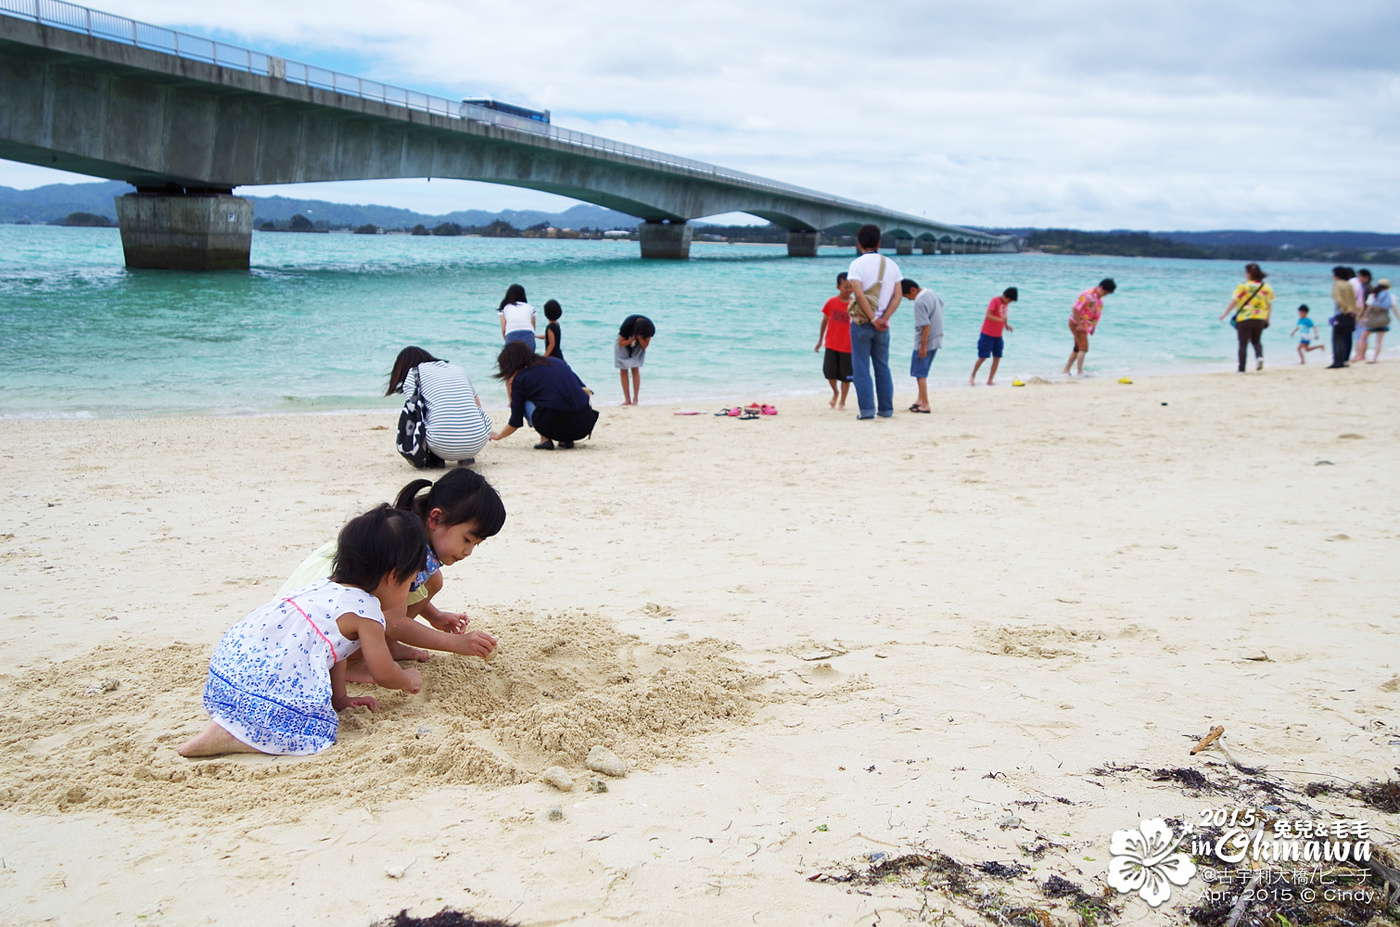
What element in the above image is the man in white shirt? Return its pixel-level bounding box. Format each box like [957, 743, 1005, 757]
[846, 224, 902, 419]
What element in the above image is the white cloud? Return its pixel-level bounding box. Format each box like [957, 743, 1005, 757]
[3, 0, 1398, 230]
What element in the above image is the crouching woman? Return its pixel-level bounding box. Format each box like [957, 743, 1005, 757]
[489, 342, 599, 450]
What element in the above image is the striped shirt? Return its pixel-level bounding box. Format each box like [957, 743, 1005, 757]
[403, 362, 492, 460]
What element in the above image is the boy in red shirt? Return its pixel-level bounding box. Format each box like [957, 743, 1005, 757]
[815, 272, 854, 409]
[969, 287, 1018, 386]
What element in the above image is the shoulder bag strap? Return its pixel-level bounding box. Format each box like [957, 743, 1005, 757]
[1238, 284, 1264, 311]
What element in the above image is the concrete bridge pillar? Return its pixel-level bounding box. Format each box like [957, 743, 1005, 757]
[786, 230, 819, 257]
[115, 191, 252, 270]
[920, 239, 937, 255]
[638, 220, 692, 259]
[894, 237, 914, 256]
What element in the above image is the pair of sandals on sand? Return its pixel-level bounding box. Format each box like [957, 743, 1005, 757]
[716, 403, 777, 420]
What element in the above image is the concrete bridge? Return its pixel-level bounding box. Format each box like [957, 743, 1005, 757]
[0, 0, 1016, 269]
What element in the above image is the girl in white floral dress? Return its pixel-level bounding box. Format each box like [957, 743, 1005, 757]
[178, 505, 426, 758]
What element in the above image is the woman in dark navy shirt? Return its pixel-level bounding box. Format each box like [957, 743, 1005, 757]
[488, 342, 598, 450]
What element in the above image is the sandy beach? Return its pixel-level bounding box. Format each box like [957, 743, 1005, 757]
[1, 362, 1397, 926]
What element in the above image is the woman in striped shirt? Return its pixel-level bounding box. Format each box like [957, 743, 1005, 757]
[387, 347, 493, 466]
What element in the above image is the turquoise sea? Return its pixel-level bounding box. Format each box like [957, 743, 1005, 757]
[1, 225, 1395, 419]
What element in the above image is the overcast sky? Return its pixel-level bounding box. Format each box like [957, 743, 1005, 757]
[4, 0, 1398, 230]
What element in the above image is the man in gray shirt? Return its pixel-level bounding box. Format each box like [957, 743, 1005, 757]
[902, 279, 944, 413]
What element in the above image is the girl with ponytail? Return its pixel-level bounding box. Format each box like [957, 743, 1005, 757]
[278, 468, 507, 673]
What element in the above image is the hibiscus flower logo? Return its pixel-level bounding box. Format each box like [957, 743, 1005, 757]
[1107, 819, 1197, 907]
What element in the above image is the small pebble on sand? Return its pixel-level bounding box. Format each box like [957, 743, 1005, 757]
[585, 745, 628, 778]
[542, 766, 574, 791]
[588, 778, 609, 793]
[547, 804, 564, 822]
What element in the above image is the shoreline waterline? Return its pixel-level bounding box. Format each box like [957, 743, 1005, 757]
[0, 359, 1356, 424]
[3, 226, 1394, 420]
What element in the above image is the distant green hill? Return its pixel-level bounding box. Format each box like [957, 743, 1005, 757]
[981, 227, 1400, 263]
[0, 180, 132, 224]
[0, 180, 641, 230]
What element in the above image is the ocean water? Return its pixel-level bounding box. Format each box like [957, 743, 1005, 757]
[1, 225, 1395, 419]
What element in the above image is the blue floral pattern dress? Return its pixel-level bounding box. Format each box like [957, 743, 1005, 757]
[202, 579, 384, 755]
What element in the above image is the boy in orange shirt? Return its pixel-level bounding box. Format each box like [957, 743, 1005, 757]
[815, 272, 854, 409]
[969, 287, 1017, 386]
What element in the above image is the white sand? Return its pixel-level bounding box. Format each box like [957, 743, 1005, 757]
[1, 363, 1397, 926]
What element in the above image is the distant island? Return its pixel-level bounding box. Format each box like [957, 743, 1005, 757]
[5, 180, 1399, 263]
[0, 179, 642, 235]
[988, 228, 1400, 265]
[261, 213, 623, 239]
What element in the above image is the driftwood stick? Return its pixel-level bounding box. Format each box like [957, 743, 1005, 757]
[1191, 725, 1225, 755]
[1225, 826, 1266, 927]
[1225, 868, 1262, 927]
[1364, 855, 1400, 908]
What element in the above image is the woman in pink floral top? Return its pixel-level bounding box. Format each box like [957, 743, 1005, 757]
[1063, 278, 1117, 375]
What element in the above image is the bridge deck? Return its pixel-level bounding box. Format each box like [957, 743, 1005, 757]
[0, 0, 1012, 249]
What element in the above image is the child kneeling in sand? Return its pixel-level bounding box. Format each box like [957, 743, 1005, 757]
[278, 468, 504, 679]
[179, 504, 426, 757]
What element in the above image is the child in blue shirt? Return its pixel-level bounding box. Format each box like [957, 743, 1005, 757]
[1291, 305, 1325, 364]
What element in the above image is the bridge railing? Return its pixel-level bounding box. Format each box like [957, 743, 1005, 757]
[0, 0, 1007, 241]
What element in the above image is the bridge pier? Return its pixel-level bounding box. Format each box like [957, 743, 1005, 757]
[920, 239, 937, 255]
[115, 190, 252, 270]
[638, 220, 692, 259]
[894, 237, 914, 256]
[786, 230, 820, 257]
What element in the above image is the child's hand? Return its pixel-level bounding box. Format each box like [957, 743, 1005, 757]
[400, 666, 423, 694]
[429, 610, 470, 634]
[456, 630, 499, 660]
[333, 694, 379, 713]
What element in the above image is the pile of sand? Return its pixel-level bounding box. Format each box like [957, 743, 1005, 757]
[0, 608, 767, 820]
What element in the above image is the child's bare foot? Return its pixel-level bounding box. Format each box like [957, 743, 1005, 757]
[178, 721, 262, 757]
[969, 376, 977, 386]
[837, 402, 845, 410]
[987, 379, 996, 386]
[388, 641, 431, 662]
[344, 662, 376, 685]
[829, 395, 837, 408]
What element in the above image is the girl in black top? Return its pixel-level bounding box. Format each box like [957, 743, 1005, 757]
[543, 299, 565, 362]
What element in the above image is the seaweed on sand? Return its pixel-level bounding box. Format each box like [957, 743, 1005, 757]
[1186, 861, 1397, 927]
[1351, 777, 1400, 814]
[1152, 767, 1213, 791]
[374, 909, 518, 927]
[810, 849, 1120, 926]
